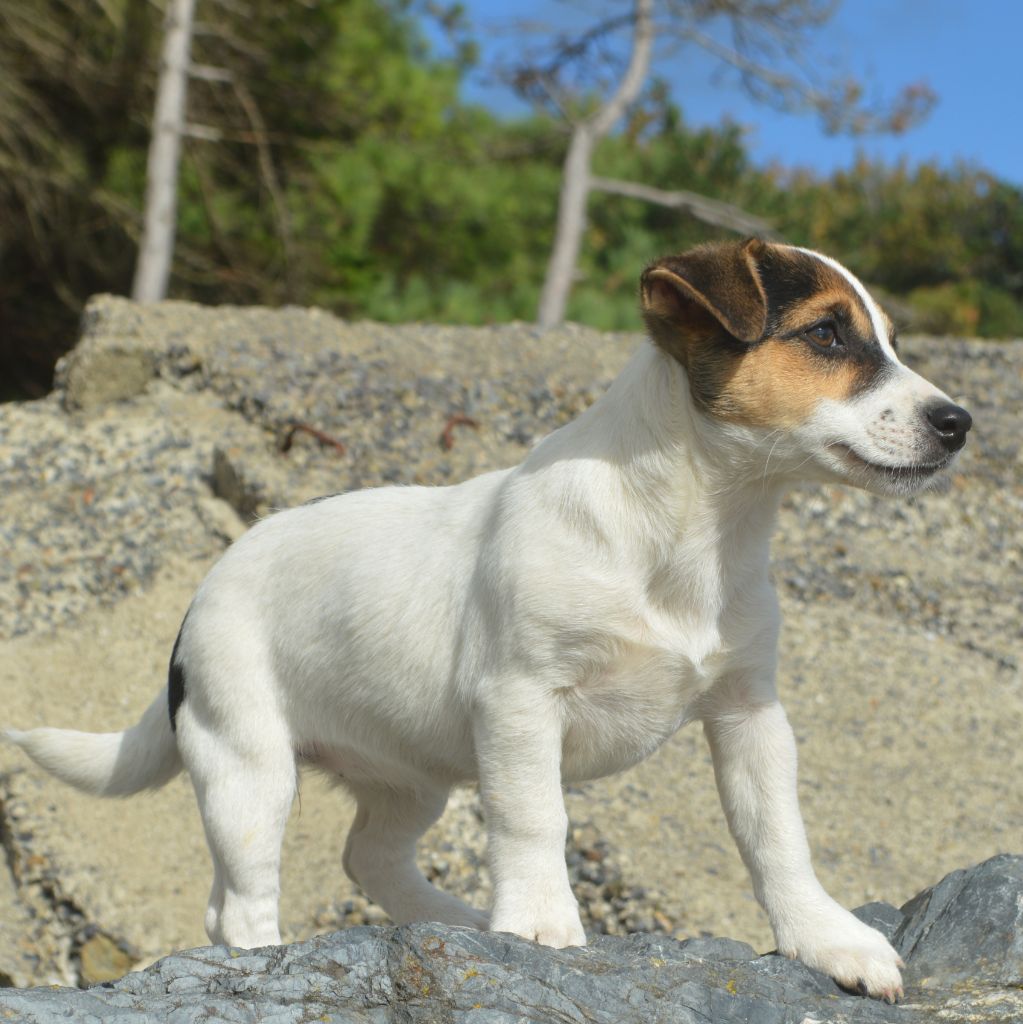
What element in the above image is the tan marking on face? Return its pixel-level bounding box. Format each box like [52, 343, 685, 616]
[689, 337, 868, 429]
[773, 289, 874, 341]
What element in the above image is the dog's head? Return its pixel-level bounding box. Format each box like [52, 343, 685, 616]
[641, 238, 971, 495]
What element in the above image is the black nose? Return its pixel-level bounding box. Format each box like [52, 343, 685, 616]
[925, 400, 972, 452]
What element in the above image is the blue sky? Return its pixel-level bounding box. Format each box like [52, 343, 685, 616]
[448, 0, 1021, 186]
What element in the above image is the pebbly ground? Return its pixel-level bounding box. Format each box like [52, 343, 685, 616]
[0, 295, 1020, 989]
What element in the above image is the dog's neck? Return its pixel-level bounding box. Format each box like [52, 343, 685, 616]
[522, 343, 789, 609]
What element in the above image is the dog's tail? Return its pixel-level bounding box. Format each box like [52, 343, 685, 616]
[5, 688, 183, 797]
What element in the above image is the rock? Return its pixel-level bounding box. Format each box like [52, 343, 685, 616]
[851, 901, 906, 944]
[211, 442, 286, 522]
[76, 930, 137, 986]
[0, 854, 40, 989]
[895, 854, 1023, 990]
[2, 857, 1023, 1023]
[56, 301, 157, 411]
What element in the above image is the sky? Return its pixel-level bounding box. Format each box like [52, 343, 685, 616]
[447, 0, 1022, 186]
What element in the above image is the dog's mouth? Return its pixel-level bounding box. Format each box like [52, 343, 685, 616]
[828, 443, 953, 482]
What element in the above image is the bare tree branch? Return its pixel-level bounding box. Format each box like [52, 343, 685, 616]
[230, 75, 295, 291]
[508, 12, 635, 118]
[681, 19, 934, 134]
[188, 62, 233, 83]
[183, 121, 224, 141]
[590, 176, 779, 237]
[590, 0, 655, 135]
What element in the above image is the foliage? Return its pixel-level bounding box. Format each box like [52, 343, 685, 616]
[748, 159, 1023, 336]
[1, 0, 1020, 396]
[0, 0, 153, 393]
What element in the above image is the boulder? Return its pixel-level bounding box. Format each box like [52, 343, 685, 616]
[2, 856, 1022, 1023]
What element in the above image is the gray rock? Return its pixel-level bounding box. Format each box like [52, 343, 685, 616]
[2, 857, 1022, 1024]
[57, 300, 158, 411]
[895, 853, 1023, 990]
[852, 902, 906, 944]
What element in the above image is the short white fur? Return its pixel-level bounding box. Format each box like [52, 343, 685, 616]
[7, 243, 967, 1003]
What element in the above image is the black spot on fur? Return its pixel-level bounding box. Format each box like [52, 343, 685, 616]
[302, 491, 344, 506]
[168, 612, 189, 732]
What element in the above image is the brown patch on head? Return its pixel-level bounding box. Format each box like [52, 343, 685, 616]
[641, 240, 893, 429]
[641, 239, 768, 362]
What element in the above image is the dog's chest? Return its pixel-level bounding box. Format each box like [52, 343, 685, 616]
[557, 614, 731, 782]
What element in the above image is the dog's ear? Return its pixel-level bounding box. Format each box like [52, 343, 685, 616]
[641, 239, 768, 363]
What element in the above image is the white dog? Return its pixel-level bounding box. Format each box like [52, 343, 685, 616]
[8, 240, 971, 1001]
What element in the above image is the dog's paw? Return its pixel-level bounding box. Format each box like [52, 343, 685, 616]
[779, 909, 904, 1003]
[491, 897, 587, 948]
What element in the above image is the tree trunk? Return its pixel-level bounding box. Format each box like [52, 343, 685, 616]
[132, 0, 197, 303]
[536, 0, 654, 329]
[537, 126, 595, 330]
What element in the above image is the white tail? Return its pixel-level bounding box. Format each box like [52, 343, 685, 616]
[5, 688, 182, 797]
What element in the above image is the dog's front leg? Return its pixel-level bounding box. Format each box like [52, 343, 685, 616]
[703, 694, 903, 1002]
[474, 689, 586, 948]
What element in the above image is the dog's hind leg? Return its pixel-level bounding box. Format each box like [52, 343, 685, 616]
[180, 716, 296, 949]
[342, 784, 487, 929]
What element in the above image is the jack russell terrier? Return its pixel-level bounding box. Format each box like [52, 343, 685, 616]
[8, 239, 971, 1002]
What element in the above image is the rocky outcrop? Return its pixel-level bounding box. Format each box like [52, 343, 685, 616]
[0, 296, 1020, 1001]
[2, 856, 1023, 1023]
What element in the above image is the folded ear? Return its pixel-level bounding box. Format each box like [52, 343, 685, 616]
[641, 239, 768, 363]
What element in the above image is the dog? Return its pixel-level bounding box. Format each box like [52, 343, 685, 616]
[7, 239, 971, 1001]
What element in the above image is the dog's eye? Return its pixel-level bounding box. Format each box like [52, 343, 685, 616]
[805, 323, 839, 349]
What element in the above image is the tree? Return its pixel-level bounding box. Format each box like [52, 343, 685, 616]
[535, 0, 654, 329]
[132, 0, 197, 302]
[0, 0, 155, 394]
[508, 0, 936, 328]
[2, 0, 1017, 398]
[0, 0, 485, 391]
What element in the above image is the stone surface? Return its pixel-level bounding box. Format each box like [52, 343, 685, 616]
[0, 295, 1020, 993]
[0, 855, 38, 988]
[55, 299, 159, 410]
[77, 931, 137, 987]
[2, 857, 1022, 1023]
[895, 854, 1023, 990]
